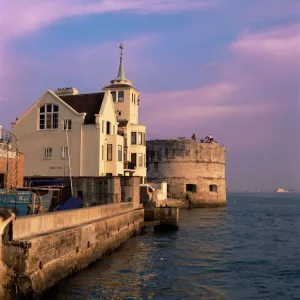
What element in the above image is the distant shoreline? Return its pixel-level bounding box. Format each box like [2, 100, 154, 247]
[226, 191, 299, 194]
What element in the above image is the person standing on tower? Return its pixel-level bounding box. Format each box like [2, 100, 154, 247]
[191, 133, 196, 141]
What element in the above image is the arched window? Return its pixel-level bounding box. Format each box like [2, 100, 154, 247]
[39, 104, 59, 130]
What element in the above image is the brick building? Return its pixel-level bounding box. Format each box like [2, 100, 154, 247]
[0, 148, 24, 189]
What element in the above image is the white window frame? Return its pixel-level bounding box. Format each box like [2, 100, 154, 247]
[118, 91, 124, 102]
[44, 147, 52, 159]
[63, 119, 72, 130]
[107, 144, 112, 161]
[118, 145, 122, 162]
[39, 104, 59, 130]
[61, 147, 69, 159]
[138, 132, 142, 145]
[138, 153, 143, 167]
[111, 91, 117, 102]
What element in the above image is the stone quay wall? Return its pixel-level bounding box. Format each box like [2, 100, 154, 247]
[0, 203, 144, 299]
[146, 139, 226, 207]
[0, 176, 143, 299]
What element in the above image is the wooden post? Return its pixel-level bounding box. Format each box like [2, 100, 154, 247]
[32, 193, 36, 215]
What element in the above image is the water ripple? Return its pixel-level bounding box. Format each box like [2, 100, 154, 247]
[42, 193, 300, 300]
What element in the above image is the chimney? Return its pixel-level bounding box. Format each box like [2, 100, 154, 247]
[55, 87, 79, 96]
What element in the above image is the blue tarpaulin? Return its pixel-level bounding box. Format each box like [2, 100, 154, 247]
[55, 196, 83, 211]
[31, 180, 64, 187]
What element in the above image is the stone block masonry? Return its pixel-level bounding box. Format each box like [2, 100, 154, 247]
[0, 203, 144, 299]
[147, 139, 226, 207]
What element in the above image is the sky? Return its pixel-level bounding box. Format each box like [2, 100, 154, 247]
[0, 0, 299, 192]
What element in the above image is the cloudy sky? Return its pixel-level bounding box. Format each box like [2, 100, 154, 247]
[0, 0, 299, 191]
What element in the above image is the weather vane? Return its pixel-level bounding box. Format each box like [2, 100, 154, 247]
[119, 43, 124, 59]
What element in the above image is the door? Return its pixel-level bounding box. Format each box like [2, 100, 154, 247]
[0, 173, 4, 189]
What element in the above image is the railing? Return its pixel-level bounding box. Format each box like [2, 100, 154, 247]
[124, 161, 136, 170]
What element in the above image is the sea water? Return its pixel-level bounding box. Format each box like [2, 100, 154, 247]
[42, 193, 300, 300]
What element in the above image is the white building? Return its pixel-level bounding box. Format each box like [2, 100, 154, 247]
[11, 45, 147, 183]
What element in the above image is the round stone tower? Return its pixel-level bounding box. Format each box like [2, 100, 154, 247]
[146, 138, 226, 207]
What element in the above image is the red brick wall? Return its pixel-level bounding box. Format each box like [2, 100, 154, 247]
[0, 152, 24, 189]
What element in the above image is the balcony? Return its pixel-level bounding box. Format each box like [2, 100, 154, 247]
[124, 161, 136, 170]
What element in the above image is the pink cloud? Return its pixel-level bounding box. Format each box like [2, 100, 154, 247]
[242, 1, 300, 23]
[0, 0, 218, 43]
[231, 24, 300, 62]
[0, 0, 217, 102]
[139, 24, 299, 153]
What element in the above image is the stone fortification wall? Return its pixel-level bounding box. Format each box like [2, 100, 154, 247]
[146, 139, 226, 207]
[0, 203, 144, 299]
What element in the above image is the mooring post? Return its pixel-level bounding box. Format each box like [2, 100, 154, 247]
[0, 209, 16, 300]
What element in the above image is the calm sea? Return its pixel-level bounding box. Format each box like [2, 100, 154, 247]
[42, 193, 300, 300]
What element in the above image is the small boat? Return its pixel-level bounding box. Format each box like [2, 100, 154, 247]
[0, 189, 53, 216]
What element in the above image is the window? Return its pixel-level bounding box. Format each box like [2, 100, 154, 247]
[131, 132, 136, 144]
[118, 91, 124, 102]
[63, 119, 72, 130]
[40, 104, 59, 130]
[102, 120, 104, 133]
[106, 121, 111, 134]
[154, 162, 158, 169]
[157, 151, 161, 161]
[144, 154, 146, 167]
[44, 147, 52, 159]
[138, 153, 143, 167]
[113, 125, 115, 135]
[131, 153, 136, 167]
[102, 145, 104, 160]
[61, 147, 68, 159]
[118, 145, 122, 161]
[138, 132, 142, 145]
[209, 184, 218, 193]
[111, 91, 117, 102]
[107, 144, 112, 161]
[186, 184, 197, 193]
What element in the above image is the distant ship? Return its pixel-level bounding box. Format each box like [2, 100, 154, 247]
[275, 188, 288, 193]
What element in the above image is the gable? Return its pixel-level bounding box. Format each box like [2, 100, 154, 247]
[11, 90, 83, 126]
[99, 91, 118, 124]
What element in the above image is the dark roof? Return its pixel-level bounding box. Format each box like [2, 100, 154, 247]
[118, 120, 128, 127]
[103, 84, 132, 89]
[60, 93, 104, 124]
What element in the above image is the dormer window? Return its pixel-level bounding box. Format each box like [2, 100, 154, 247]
[39, 104, 59, 130]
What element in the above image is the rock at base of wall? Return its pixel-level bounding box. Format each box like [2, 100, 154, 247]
[192, 200, 226, 208]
